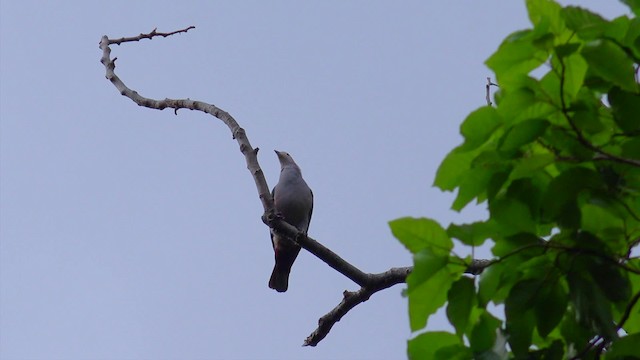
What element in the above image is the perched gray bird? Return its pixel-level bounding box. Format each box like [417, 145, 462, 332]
[269, 150, 314, 292]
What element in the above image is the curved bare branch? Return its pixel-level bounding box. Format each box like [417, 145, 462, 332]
[99, 27, 493, 346]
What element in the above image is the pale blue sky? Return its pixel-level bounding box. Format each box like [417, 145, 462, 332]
[0, 1, 628, 359]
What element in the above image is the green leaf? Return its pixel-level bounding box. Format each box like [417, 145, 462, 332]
[410, 248, 449, 285]
[506, 279, 541, 318]
[622, 273, 640, 333]
[505, 178, 544, 220]
[492, 232, 543, 258]
[587, 257, 631, 303]
[507, 312, 535, 357]
[624, 18, 640, 59]
[489, 197, 537, 235]
[510, 153, 555, 180]
[561, 52, 588, 99]
[560, 306, 596, 353]
[459, 107, 502, 152]
[390, 217, 453, 254]
[452, 167, 494, 211]
[608, 16, 633, 41]
[541, 167, 602, 227]
[408, 332, 461, 360]
[581, 203, 625, 236]
[572, 105, 604, 134]
[605, 333, 640, 360]
[470, 310, 502, 353]
[534, 280, 568, 338]
[447, 221, 496, 247]
[434, 149, 475, 191]
[581, 39, 637, 92]
[574, 230, 615, 255]
[526, 0, 565, 34]
[622, 137, 640, 160]
[434, 344, 473, 360]
[486, 170, 512, 204]
[561, 6, 607, 39]
[621, 0, 640, 16]
[478, 264, 504, 307]
[609, 87, 640, 133]
[528, 340, 565, 360]
[496, 86, 536, 117]
[544, 126, 594, 161]
[498, 118, 549, 154]
[446, 277, 476, 337]
[505, 279, 540, 356]
[568, 270, 619, 341]
[475, 331, 509, 360]
[486, 30, 549, 84]
[555, 43, 580, 58]
[407, 248, 462, 331]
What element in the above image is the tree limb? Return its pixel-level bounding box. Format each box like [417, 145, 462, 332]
[99, 27, 493, 346]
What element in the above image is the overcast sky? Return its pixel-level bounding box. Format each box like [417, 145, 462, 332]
[0, 1, 629, 359]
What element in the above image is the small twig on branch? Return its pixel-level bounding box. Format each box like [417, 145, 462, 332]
[99, 27, 494, 346]
[107, 26, 196, 45]
[618, 289, 640, 331]
[486, 77, 498, 106]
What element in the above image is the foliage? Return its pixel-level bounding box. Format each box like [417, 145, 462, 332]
[392, 1, 640, 358]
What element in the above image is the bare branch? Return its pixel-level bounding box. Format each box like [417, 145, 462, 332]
[99, 27, 494, 346]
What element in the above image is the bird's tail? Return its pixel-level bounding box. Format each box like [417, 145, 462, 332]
[269, 237, 301, 293]
[269, 265, 290, 293]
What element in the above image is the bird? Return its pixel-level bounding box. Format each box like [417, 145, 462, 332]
[269, 150, 314, 292]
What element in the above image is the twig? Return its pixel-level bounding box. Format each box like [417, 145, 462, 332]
[569, 336, 604, 360]
[617, 289, 640, 331]
[107, 26, 196, 45]
[485, 77, 497, 106]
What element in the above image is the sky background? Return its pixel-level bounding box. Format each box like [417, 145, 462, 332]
[0, 1, 630, 359]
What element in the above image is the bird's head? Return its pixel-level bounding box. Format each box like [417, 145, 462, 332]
[275, 150, 297, 168]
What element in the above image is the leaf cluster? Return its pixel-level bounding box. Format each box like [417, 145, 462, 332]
[392, 1, 640, 358]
